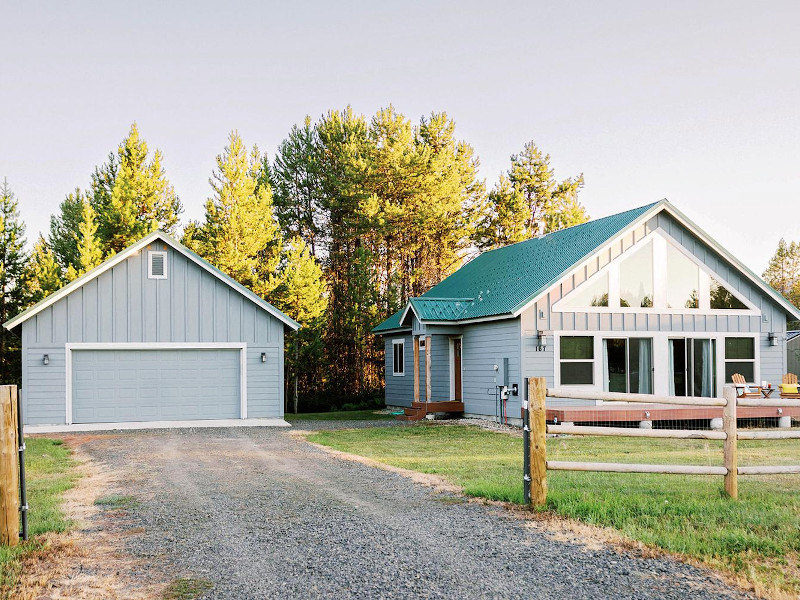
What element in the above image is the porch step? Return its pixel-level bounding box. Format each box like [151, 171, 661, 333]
[395, 401, 465, 421]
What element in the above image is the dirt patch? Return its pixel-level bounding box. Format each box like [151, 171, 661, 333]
[11, 440, 165, 600]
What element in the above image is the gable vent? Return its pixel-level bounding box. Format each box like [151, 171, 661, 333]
[148, 251, 168, 279]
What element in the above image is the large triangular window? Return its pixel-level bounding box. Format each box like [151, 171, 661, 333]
[553, 231, 755, 313]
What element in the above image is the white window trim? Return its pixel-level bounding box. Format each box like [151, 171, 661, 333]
[556, 335, 596, 387]
[723, 337, 758, 385]
[551, 229, 760, 316]
[64, 342, 248, 425]
[392, 339, 406, 377]
[148, 250, 168, 279]
[552, 331, 760, 398]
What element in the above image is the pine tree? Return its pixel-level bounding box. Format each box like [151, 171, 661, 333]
[271, 237, 328, 413]
[48, 188, 86, 273]
[183, 131, 282, 297]
[66, 199, 104, 281]
[98, 123, 182, 253]
[473, 175, 530, 249]
[476, 141, 588, 249]
[764, 238, 800, 308]
[24, 236, 63, 304]
[0, 179, 29, 385]
[272, 117, 325, 256]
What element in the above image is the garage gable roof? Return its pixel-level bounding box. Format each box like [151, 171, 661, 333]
[5, 230, 300, 333]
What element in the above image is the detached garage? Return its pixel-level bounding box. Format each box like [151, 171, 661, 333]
[5, 230, 299, 428]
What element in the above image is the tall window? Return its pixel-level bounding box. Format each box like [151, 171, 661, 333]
[666, 245, 699, 308]
[725, 337, 755, 382]
[392, 340, 405, 376]
[560, 336, 594, 384]
[619, 242, 653, 308]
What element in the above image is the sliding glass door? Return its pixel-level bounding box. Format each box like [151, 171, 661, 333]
[669, 338, 716, 397]
[603, 338, 653, 394]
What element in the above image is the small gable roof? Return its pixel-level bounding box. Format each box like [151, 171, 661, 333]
[373, 199, 800, 332]
[5, 230, 300, 334]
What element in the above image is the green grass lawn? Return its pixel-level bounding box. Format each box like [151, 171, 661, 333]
[0, 438, 79, 592]
[284, 409, 395, 422]
[308, 424, 800, 596]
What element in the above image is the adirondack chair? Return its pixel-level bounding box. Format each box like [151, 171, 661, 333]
[779, 373, 800, 399]
[731, 373, 762, 399]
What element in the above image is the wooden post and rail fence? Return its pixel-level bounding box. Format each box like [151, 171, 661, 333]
[522, 377, 800, 506]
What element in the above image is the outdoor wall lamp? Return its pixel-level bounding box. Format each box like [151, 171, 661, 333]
[42, 354, 49, 366]
[768, 332, 778, 347]
[261, 352, 267, 363]
[536, 330, 547, 352]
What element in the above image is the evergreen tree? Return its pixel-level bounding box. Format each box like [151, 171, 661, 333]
[271, 237, 328, 413]
[271, 117, 325, 256]
[97, 123, 182, 253]
[183, 131, 281, 297]
[764, 238, 800, 307]
[476, 141, 588, 249]
[48, 188, 86, 273]
[473, 175, 530, 249]
[66, 198, 104, 281]
[0, 179, 29, 385]
[24, 236, 63, 304]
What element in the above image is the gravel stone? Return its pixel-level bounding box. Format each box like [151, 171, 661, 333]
[76, 426, 752, 599]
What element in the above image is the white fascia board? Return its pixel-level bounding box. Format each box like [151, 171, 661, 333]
[511, 200, 800, 322]
[5, 230, 163, 332]
[399, 301, 420, 327]
[5, 230, 301, 333]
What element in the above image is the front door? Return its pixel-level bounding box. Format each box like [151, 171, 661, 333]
[452, 338, 462, 401]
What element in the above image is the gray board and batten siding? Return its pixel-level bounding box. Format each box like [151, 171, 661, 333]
[20, 240, 286, 425]
[520, 210, 787, 393]
[384, 317, 521, 418]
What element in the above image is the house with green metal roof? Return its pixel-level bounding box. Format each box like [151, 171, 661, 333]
[373, 200, 800, 422]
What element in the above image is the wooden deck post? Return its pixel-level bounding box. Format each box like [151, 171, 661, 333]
[529, 377, 547, 507]
[723, 385, 738, 500]
[425, 336, 432, 402]
[413, 336, 420, 403]
[0, 386, 19, 546]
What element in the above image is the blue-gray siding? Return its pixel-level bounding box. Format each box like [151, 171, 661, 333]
[384, 210, 794, 416]
[21, 242, 285, 424]
[521, 211, 788, 394]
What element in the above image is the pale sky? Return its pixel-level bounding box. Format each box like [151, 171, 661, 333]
[2, 1, 798, 275]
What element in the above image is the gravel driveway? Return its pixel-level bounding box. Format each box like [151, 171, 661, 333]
[77, 422, 750, 599]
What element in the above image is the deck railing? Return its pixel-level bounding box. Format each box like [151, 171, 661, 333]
[522, 378, 800, 506]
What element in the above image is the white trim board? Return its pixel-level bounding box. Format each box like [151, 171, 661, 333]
[550, 228, 760, 316]
[5, 230, 300, 332]
[64, 342, 248, 425]
[551, 330, 761, 399]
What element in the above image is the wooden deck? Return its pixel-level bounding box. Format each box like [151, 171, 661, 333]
[396, 401, 465, 421]
[548, 403, 800, 424]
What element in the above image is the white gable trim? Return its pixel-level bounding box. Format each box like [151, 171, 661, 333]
[514, 201, 800, 321]
[550, 228, 760, 316]
[5, 230, 300, 332]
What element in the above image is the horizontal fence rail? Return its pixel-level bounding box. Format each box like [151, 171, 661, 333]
[522, 378, 800, 506]
[546, 388, 727, 406]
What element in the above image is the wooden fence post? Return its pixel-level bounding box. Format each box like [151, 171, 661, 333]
[722, 385, 738, 500]
[529, 377, 547, 507]
[0, 385, 20, 546]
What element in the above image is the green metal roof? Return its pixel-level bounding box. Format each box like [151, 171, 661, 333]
[372, 201, 661, 332]
[373, 198, 800, 333]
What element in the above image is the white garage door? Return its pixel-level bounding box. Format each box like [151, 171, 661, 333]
[71, 348, 241, 423]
